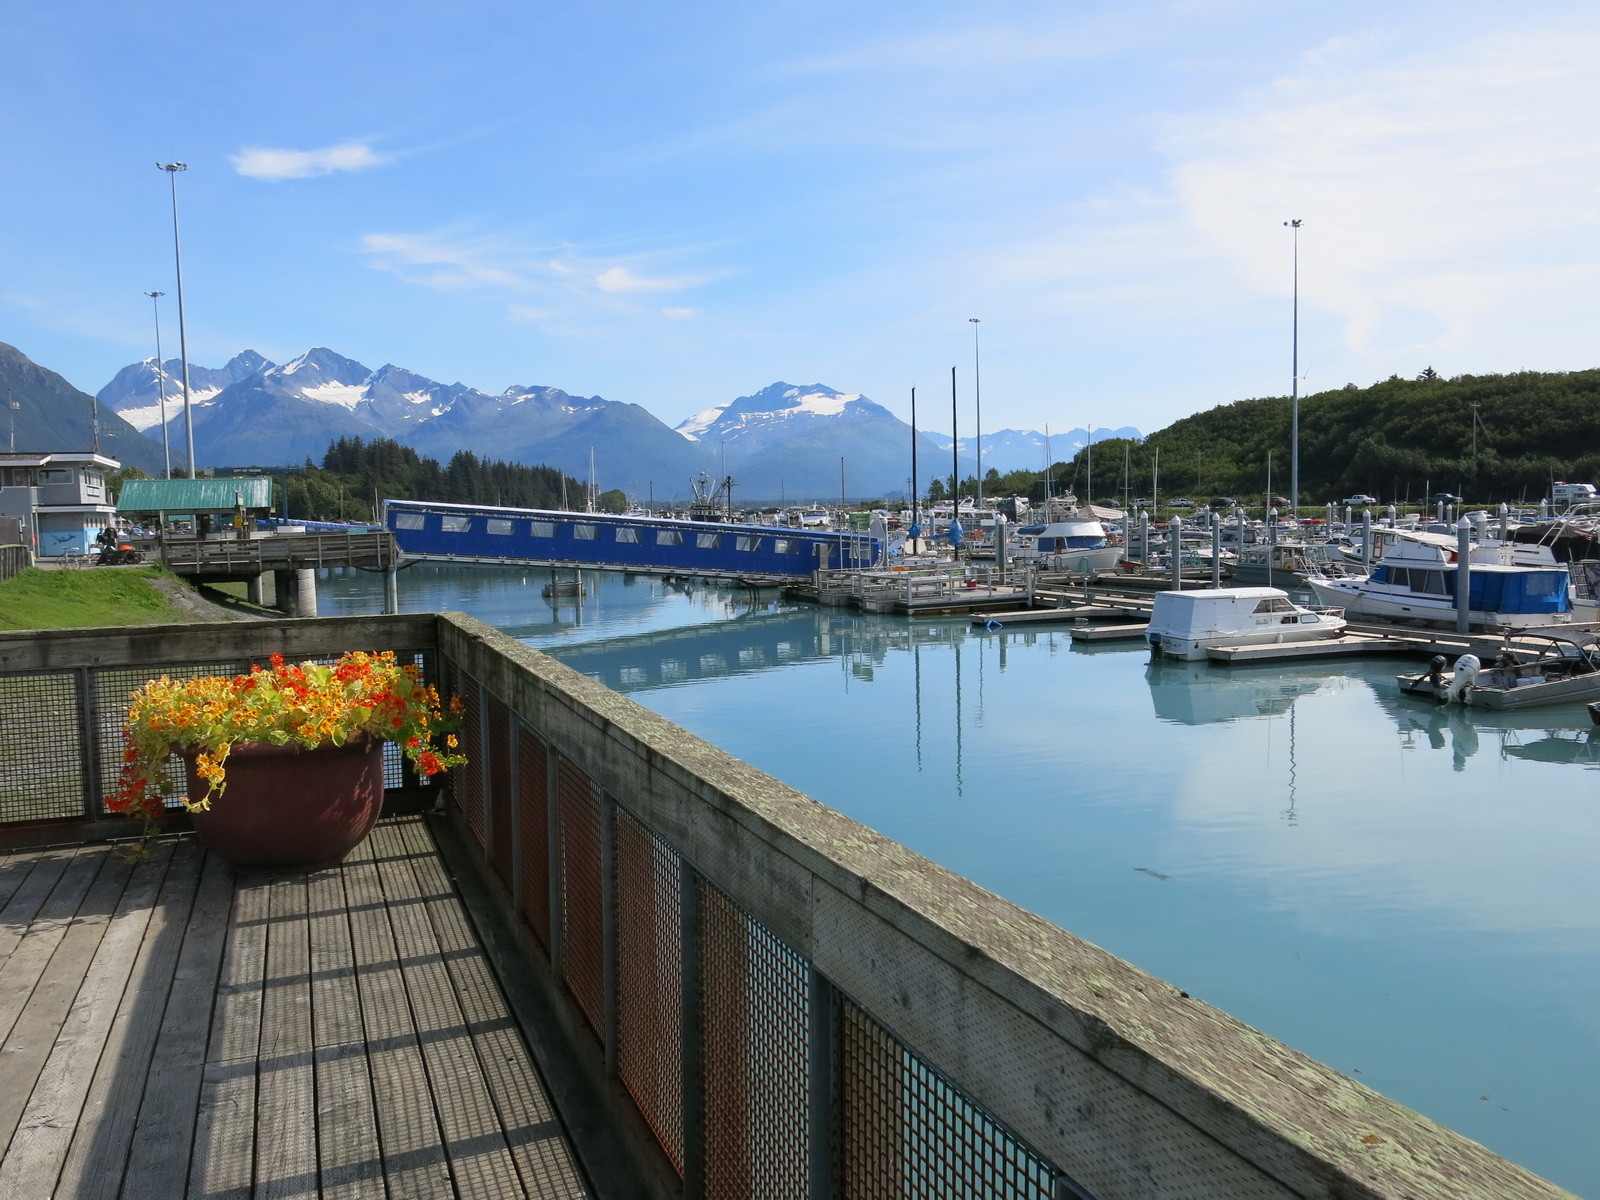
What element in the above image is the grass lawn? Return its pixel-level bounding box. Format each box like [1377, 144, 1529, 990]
[0, 566, 197, 630]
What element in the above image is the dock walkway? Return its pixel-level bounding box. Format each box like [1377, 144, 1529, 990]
[0, 818, 587, 1199]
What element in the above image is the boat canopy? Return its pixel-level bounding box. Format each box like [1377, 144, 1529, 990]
[1368, 563, 1572, 614]
[1148, 587, 1295, 638]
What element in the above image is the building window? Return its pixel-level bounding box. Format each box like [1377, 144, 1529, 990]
[530, 521, 556, 538]
[394, 512, 426, 530]
[657, 530, 683, 546]
[736, 536, 761, 552]
[486, 519, 515, 536]
[615, 527, 639, 543]
[574, 524, 597, 540]
[441, 515, 472, 533]
[696, 533, 721, 549]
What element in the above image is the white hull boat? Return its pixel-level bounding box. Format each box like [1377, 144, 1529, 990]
[1396, 634, 1600, 709]
[1146, 587, 1347, 660]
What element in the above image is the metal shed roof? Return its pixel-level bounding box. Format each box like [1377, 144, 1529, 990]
[116, 477, 274, 513]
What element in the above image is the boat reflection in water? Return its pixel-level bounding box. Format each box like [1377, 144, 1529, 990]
[1144, 658, 1330, 725]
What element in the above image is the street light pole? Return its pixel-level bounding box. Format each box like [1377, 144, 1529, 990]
[969, 317, 982, 514]
[145, 291, 172, 479]
[158, 162, 196, 477]
[1284, 219, 1302, 518]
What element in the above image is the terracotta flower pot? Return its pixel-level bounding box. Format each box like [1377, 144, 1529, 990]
[181, 736, 386, 870]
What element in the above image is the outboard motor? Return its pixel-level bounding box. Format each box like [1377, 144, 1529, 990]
[1446, 653, 1481, 703]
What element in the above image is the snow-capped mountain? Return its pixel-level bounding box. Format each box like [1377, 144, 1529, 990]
[674, 382, 974, 500]
[98, 348, 713, 496]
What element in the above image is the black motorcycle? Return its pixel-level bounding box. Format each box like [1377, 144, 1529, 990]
[95, 543, 144, 566]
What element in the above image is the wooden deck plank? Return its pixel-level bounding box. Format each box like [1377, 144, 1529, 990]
[54, 839, 203, 1200]
[0, 849, 108, 1047]
[0, 848, 129, 1156]
[0, 842, 174, 1197]
[306, 861, 385, 1200]
[188, 869, 271, 1200]
[343, 827, 453, 1198]
[397, 818, 589, 1198]
[119, 849, 235, 1200]
[254, 873, 319, 1200]
[370, 819, 526, 1198]
[0, 845, 56, 919]
[0, 847, 83, 968]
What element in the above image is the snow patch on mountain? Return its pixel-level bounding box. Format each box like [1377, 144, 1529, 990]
[301, 382, 369, 410]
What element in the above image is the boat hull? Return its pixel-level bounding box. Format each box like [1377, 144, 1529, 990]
[1397, 670, 1600, 709]
[1148, 625, 1346, 661]
[1305, 579, 1577, 629]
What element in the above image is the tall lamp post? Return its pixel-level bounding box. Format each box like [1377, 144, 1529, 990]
[969, 318, 982, 513]
[1284, 218, 1302, 517]
[144, 291, 172, 479]
[158, 162, 196, 477]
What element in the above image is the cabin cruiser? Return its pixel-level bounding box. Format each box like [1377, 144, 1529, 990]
[1225, 542, 1361, 588]
[1397, 633, 1600, 709]
[1305, 531, 1579, 629]
[1012, 502, 1125, 575]
[1145, 587, 1347, 660]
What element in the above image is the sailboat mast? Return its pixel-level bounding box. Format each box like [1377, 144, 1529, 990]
[910, 386, 919, 530]
[950, 366, 959, 506]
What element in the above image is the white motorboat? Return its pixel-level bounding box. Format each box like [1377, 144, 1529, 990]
[1305, 530, 1580, 629]
[1225, 542, 1361, 588]
[1145, 587, 1347, 660]
[1012, 503, 1125, 575]
[1396, 633, 1600, 709]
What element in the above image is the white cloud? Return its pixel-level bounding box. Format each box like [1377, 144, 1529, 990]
[661, 307, 698, 320]
[1164, 26, 1600, 362]
[361, 231, 534, 291]
[233, 141, 388, 181]
[594, 265, 706, 293]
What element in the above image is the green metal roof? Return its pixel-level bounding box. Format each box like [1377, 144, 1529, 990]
[116, 477, 275, 513]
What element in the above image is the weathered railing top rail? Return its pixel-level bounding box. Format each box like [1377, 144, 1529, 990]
[160, 530, 396, 574]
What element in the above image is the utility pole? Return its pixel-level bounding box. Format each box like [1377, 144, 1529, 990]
[158, 162, 197, 477]
[1284, 218, 1303, 515]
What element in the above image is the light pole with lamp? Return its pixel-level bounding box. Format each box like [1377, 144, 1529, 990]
[1283, 218, 1302, 520]
[158, 162, 196, 477]
[969, 317, 982, 515]
[144, 291, 172, 479]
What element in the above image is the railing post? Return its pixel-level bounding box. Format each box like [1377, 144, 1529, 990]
[507, 720, 522, 913]
[808, 967, 837, 1200]
[74, 667, 102, 820]
[680, 864, 705, 1199]
[599, 788, 619, 1076]
[546, 751, 563, 977]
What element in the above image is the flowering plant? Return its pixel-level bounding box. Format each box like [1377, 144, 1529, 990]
[109, 650, 466, 826]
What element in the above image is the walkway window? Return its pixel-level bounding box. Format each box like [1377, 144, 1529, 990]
[736, 536, 761, 552]
[696, 533, 721, 549]
[486, 519, 515, 536]
[657, 530, 684, 546]
[530, 521, 556, 538]
[441, 515, 472, 533]
[774, 538, 798, 554]
[394, 512, 425, 530]
[574, 524, 597, 540]
[615, 527, 639, 543]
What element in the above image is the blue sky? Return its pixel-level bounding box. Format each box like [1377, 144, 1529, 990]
[6, 0, 1599, 438]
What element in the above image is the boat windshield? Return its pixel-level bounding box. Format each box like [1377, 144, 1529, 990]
[1251, 597, 1298, 613]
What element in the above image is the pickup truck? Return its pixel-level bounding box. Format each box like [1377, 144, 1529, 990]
[1339, 494, 1378, 506]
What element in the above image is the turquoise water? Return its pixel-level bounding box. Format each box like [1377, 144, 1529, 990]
[322, 564, 1600, 1195]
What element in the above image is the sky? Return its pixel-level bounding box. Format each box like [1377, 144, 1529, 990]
[5, 0, 1600, 439]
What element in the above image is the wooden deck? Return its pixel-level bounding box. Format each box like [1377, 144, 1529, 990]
[0, 817, 589, 1199]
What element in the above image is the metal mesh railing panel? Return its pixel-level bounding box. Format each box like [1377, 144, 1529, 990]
[0, 673, 86, 823]
[516, 724, 552, 951]
[455, 670, 487, 848]
[840, 999, 1058, 1200]
[702, 883, 809, 1200]
[487, 693, 513, 889]
[615, 805, 685, 1173]
[557, 757, 606, 1038]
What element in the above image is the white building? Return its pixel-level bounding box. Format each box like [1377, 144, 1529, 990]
[0, 451, 120, 557]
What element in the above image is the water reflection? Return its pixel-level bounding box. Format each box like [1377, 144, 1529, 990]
[1144, 658, 1330, 725]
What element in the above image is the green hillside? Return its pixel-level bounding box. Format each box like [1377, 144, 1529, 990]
[1059, 368, 1600, 507]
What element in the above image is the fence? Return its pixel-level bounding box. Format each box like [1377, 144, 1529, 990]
[0, 542, 29, 583]
[0, 613, 1573, 1200]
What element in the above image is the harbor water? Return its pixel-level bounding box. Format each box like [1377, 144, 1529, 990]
[322, 564, 1600, 1196]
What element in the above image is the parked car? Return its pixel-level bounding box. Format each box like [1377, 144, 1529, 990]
[1432, 491, 1464, 504]
[1209, 497, 1239, 510]
[1339, 494, 1378, 506]
[1169, 498, 1195, 508]
[1268, 496, 1291, 508]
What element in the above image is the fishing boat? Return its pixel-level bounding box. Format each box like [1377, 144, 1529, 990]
[1305, 531, 1579, 629]
[1225, 542, 1361, 588]
[1012, 502, 1125, 574]
[1145, 587, 1346, 661]
[1396, 633, 1600, 709]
